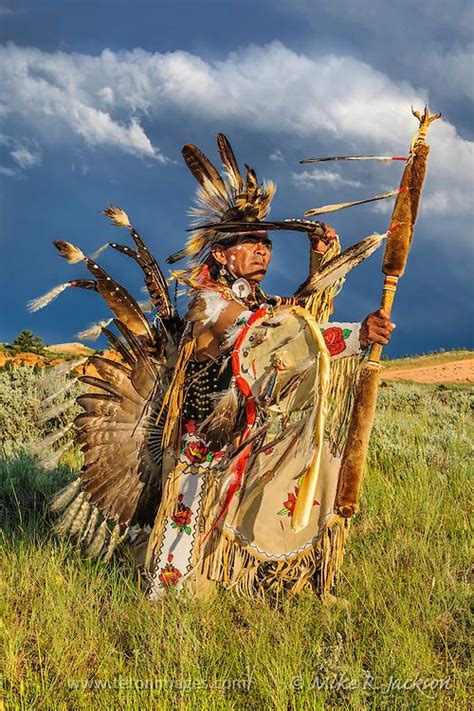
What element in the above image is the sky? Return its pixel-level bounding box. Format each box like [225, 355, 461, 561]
[0, 0, 473, 357]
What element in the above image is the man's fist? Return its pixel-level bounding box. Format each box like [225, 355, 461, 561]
[359, 308, 396, 349]
[308, 222, 337, 254]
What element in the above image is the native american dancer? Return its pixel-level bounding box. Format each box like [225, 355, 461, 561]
[31, 110, 437, 599]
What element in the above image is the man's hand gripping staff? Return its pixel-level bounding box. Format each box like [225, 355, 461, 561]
[335, 107, 441, 519]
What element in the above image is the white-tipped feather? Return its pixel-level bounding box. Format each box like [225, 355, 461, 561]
[81, 506, 100, 546]
[296, 233, 386, 297]
[39, 399, 76, 424]
[31, 422, 74, 454]
[39, 358, 86, 390]
[304, 189, 399, 217]
[40, 441, 73, 470]
[55, 491, 86, 535]
[27, 282, 71, 312]
[50, 478, 81, 513]
[84, 519, 109, 558]
[76, 318, 113, 341]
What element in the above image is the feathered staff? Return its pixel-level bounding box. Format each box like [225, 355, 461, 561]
[334, 106, 441, 519]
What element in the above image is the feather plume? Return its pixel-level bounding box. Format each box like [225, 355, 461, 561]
[102, 205, 131, 228]
[295, 232, 386, 297]
[54, 240, 109, 264]
[171, 135, 277, 264]
[304, 189, 402, 217]
[54, 240, 85, 264]
[199, 383, 241, 449]
[76, 318, 113, 341]
[217, 133, 244, 193]
[110, 234, 173, 319]
[27, 282, 71, 312]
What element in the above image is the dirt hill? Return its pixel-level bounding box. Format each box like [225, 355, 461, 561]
[45, 343, 94, 356]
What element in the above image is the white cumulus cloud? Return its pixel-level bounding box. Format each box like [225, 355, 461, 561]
[0, 41, 472, 218]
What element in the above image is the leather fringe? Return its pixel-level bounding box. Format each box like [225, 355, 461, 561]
[200, 512, 349, 600]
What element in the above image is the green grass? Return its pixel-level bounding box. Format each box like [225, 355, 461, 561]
[1, 382, 472, 710]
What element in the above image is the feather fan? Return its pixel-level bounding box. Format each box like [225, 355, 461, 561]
[85, 259, 152, 338]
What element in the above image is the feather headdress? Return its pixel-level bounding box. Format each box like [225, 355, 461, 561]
[166, 133, 276, 265]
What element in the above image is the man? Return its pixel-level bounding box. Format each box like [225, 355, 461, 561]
[196, 229, 394, 360]
[45, 133, 394, 599]
[145, 136, 394, 599]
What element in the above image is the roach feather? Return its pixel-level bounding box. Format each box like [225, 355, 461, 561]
[217, 133, 244, 193]
[182, 144, 227, 199]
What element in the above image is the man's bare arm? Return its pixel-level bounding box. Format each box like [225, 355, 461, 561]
[195, 300, 247, 360]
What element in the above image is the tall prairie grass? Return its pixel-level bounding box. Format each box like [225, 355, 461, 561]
[1, 371, 472, 710]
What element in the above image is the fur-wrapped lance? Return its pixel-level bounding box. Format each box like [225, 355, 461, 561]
[336, 107, 440, 519]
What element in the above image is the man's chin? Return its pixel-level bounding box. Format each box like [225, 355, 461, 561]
[245, 270, 266, 283]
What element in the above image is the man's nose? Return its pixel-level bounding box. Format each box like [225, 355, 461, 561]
[254, 242, 268, 255]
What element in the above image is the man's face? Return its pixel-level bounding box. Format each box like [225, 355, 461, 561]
[212, 231, 272, 284]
